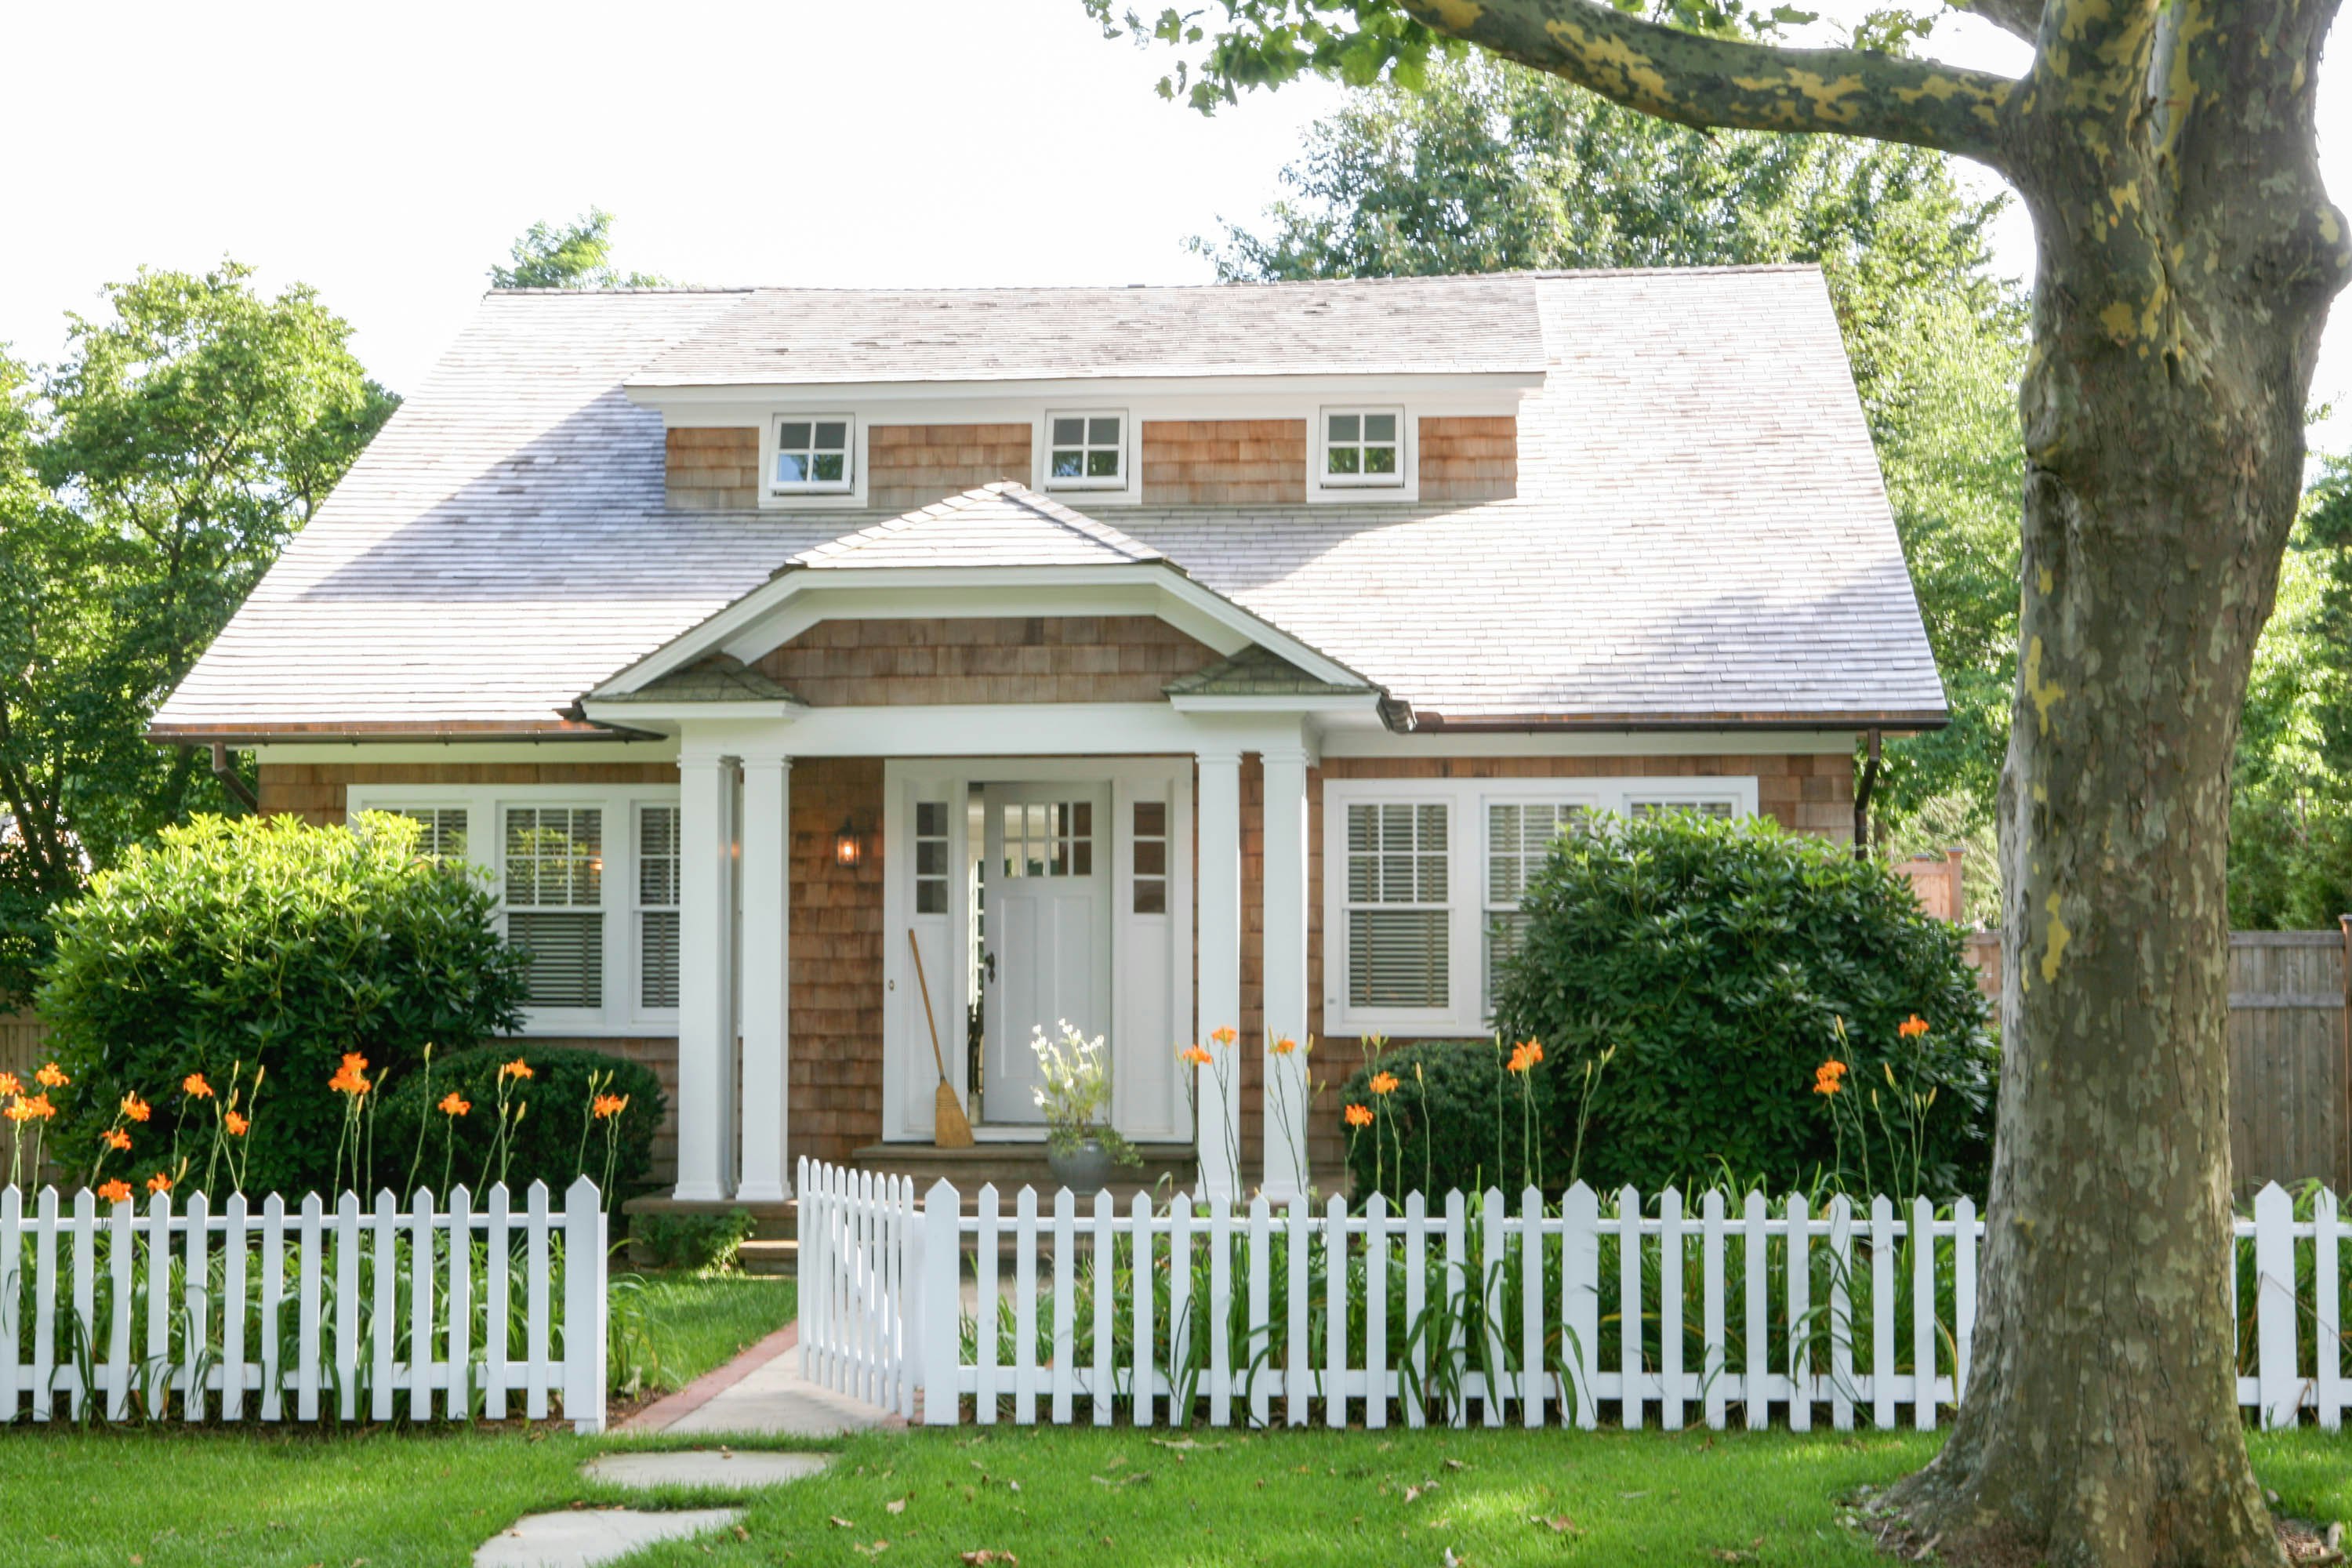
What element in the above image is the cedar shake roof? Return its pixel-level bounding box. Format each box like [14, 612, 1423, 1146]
[592, 655, 797, 706]
[153, 268, 1949, 741]
[629, 276, 1548, 387]
[786, 483, 1163, 571]
[1163, 644, 1372, 699]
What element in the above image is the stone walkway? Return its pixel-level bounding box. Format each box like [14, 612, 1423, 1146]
[622, 1322, 902, 1438]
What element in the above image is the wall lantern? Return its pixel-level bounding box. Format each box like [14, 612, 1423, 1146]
[833, 816, 864, 868]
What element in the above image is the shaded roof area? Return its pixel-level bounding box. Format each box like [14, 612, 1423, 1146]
[1163, 644, 1371, 699]
[591, 654, 797, 705]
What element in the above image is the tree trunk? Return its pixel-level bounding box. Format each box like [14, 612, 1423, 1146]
[1886, 93, 2342, 1566]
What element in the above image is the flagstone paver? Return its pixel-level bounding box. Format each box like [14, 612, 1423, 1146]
[583, 1449, 834, 1490]
[473, 1507, 742, 1568]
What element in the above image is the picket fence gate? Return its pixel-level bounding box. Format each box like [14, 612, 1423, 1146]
[794, 1160, 2352, 1432]
[0, 1177, 607, 1432]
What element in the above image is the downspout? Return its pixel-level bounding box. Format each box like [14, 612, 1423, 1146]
[210, 742, 260, 814]
[1853, 728, 1882, 862]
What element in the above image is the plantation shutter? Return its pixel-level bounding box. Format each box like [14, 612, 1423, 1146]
[503, 806, 604, 1008]
[1344, 801, 1450, 1010]
[379, 806, 468, 862]
[1483, 802, 1586, 1014]
[637, 804, 681, 1011]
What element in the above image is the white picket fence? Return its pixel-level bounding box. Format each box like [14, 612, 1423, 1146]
[793, 1160, 2352, 1432]
[0, 1178, 606, 1432]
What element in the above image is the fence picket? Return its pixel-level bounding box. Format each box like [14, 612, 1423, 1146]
[562, 1177, 606, 1433]
[1618, 1185, 1642, 1431]
[2255, 1182, 2298, 1429]
[1403, 1190, 1427, 1431]
[109, 1191, 135, 1421]
[920, 1179, 960, 1425]
[148, 1189, 174, 1418]
[1742, 1190, 1766, 1430]
[298, 1194, 323, 1421]
[1787, 1192, 1809, 1433]
[260, 1195, 286, 1421]
[1051, 1188, 1074, 1425]
[1134, 1189, 1156, 1428]
[1523, 1187, 1546, 1429]
[1479, 1188, 1504, 1428]
[220, 1192, 249, 1421]
[1913, 1196, 1938, 1431]
[1954, 1196, 1978, 1404]
[524, 1181, 550, 1422]
[1660, 1188, 1684, 1431]
[182, 1189, 209, 1423]
[2318, 1188, 2341, 1432]
[1702, 1190, 1726, 1431]
[1014, 1185, 1038, 1425]
[1166, 1192, 1192, 1428]
[0, 1186, 18, 1422]
[484, 1184, 510, 1420]
[1093, 1190, 1116, 1426]
[1210, 1195, 1233, 1428]
[69, 1188, 95, 1420]
[1443, 1189, 1467, 1429]
[975, 1184, 999, 1425]
[1870, 1196, 1896, 1430]
[410, 1189, 435, 1421]
[445, 1187, 471, 1420]
[1287, 1196, 1311, 1427]
[32, 1185, 56, 1422]
[1325, 1192, 1347, 1430]
[1247, 1195, 1271, 1429]
[1366, 1193, 1388, 1431]
[1563, 1183, 1598, 1432]
[1828, 1195, 1853, 1432]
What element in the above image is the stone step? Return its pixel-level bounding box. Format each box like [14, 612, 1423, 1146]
[737, 1239, 797, 1277]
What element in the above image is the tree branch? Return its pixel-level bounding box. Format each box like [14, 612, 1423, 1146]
[1947, 0, 2042, 43]
[1399, 0, 2018, 164]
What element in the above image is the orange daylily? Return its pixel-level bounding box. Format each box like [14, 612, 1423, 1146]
[1898, 1014, 1930, 1039]
[223, 1111, 249, 1137]
[145, 1172, 172, 1194]
[96, 1179, 132, 1206]
[1270, 1036, 1298, 1057]
[33, 1062, 67, 1089]
[1178, 1044, 1213, 1068]
[328, 1054, 372, 1097]
[100, 1127, 132, 1152]
[1506, 1040, 1544, 1075]
[499, 1058, 534, 1081]
[438, 1091, 472, 1117]
[1813, 1059, 1848, 1097]
[592, 1093, 629, 1121]
[1344, 1103, 1374, 1129]
[183, 1073, 213, 1100]
[0, 1073, 20, 1098]
[1369, 1072, 1399, 1096]
[1209, 1026, 1239, 1048]
[4, 1094, 55, 1123]
[121, 1093, 151, 1123]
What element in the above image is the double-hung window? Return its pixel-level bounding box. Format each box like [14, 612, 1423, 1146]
[503, 805, 605, 1009]
[772, 416, 853, 493]
[1044, 412, 1125, 488]
[1483, 801, 1588, 1014]
[635, 804, 681, 1011]
[1322, 407, 1403, 487]
[378, 805, 469, 862]
[1342, 801, 1452, 1013]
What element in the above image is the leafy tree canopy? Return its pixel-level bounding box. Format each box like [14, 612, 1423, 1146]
[489, 207, 668, 289]
[0, 263, 394, 998]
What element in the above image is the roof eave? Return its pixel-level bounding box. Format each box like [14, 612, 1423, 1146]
[1403, 709, 1951, 734]
[146, 718, 661, 746]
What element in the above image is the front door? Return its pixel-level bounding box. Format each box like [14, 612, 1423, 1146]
[980, 783, 1111, 1124]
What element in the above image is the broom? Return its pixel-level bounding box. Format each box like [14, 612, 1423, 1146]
[907, 927, 975, 1148]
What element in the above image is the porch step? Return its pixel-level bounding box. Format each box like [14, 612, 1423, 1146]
[737, 1238, 799, 1278]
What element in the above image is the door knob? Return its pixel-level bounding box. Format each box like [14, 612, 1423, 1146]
[983, 950, 997, 982]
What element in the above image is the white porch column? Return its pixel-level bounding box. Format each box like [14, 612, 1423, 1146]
[736, 756, 792, 1202]
[673, 752, 738, 1201]
[1195, 748, 1243, 1198]
[1259, 744, 1311, 1199]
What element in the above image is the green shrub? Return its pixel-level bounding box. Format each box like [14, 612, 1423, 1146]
[1337, 1039, 1567, 1203]
[1490, 810, 1995, 1198]
[630, 1209, 759, 1273]
[374, 1044, 665, 1203]
[38, 812, 528, 1196]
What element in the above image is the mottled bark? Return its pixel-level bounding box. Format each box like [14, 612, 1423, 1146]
[1399, 0, 2349, 1562]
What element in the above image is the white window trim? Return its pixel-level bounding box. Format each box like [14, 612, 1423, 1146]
[1309, 405, 1418, 504]
[1319, 775, 1759, 1037]
[1039, 408, 1132, 494]
[759, 413, 868, 508]
[348, 782, 684, 1037]
[1316, 405, 1406, 490]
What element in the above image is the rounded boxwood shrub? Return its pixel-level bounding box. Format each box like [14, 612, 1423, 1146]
[374, 1044, 665, 1202]
[37, 811, 528, 1196]
[1338, 1038, 1567, 1203]
[1490, 810, 1995, 1197]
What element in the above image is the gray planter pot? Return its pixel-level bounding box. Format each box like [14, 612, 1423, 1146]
[1047, 1135, 1116, 1196]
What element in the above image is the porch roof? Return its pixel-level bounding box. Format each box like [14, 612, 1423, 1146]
[786, 483, 1163, 572]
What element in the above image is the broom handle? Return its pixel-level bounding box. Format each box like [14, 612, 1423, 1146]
[908, 928, 953, 1087]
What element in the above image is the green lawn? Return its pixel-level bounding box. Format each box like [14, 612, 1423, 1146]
[5, 1423, 2347, 1567]
[615, 1270, 797, 1394]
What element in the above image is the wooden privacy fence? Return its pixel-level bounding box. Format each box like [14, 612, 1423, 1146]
[0, 1178, 606, 1432]
[795, 1160, 2352, 1432]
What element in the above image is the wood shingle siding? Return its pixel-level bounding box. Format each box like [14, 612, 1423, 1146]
[1417, 415, 1518, 503]
[1140, 419, 1308, 506]
[755, 616, 1221, 706]
[866, 423, 1033, 514]
[665, 427, 760, 510]
[789, 757, 886, 1169]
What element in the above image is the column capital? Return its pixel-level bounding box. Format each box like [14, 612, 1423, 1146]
[739, 751, 794, 772]
[1194, 746, 1244, 768]
[1258, 743, 1314, 771]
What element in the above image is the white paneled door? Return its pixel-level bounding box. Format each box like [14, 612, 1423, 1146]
[980, 783, 1112, 1124]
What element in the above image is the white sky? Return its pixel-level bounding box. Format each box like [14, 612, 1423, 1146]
[5, 0, 2349, 447]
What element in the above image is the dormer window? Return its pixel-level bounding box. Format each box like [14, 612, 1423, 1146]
[1323, 408, 1403, 487]
[1045, 411, 1126, 489]
[773, 416, 854, 493]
